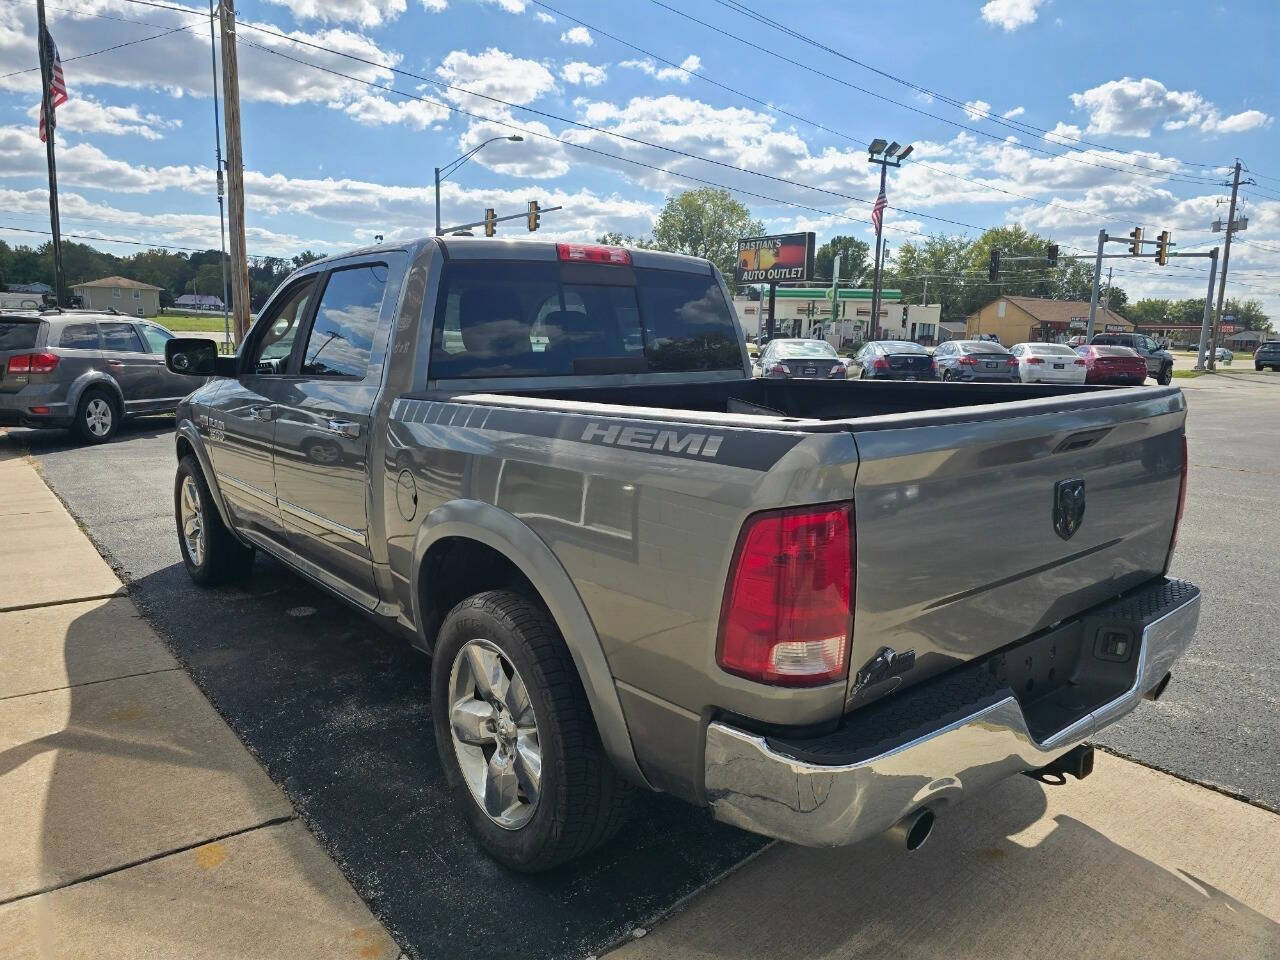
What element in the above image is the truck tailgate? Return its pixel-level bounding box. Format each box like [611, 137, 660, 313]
[846, 387, 1185, 710]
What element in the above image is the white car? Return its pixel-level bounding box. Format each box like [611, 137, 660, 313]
[1010, 342, 1087, 383]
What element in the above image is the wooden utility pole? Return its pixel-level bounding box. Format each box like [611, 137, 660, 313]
[1206, 159, 1245, 372]
[218, 0, 251, 341]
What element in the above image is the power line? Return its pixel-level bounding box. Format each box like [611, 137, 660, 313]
[0, 21, 202, 81]
[0, 221, 217, 252]
[643, 0, 1226, 188]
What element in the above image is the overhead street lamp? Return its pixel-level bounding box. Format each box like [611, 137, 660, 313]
[867, 138, 912, 337]
[434, 135, 524, 236]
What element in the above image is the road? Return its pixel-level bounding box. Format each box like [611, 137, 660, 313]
[4, 372, 1278, 957]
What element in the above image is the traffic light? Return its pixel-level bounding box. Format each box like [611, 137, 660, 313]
[988, 248, 1000, 282]
[484, 208, 496, 238]
[1128, 227, 1143, 256]
[1046, 244, 1059, 268]
[1155, 230, 1172, 266]
[527, 200, 541, 232]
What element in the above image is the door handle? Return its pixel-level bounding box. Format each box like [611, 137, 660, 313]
[106, 359, 124, 367]
[248, 405, 274, 422]
[326, 419, 360, 439]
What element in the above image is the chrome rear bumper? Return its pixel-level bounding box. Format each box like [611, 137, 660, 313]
[703, 578, 1200, 848]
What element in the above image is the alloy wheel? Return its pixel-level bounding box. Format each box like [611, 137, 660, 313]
[179, 475, 205, 567]
[448, 638, 542, 829]
[85, 397, 113, 437]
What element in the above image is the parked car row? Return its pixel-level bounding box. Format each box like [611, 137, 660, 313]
[756, 335, 1172, 387]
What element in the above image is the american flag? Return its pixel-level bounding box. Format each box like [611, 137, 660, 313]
[38, 26, 68, 143]
[871, 185, 887, 234]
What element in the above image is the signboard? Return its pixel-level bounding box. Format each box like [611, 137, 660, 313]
[1104, 323, 1127, 332]
[735, 232, 815, 284]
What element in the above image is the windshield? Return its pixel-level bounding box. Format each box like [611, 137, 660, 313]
[878, 341, 928, 354]
[770, 339, 837, 359]
[429, 261, 741, 378]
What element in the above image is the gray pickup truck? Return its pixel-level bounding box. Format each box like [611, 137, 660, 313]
[165, 238, 1199, 871]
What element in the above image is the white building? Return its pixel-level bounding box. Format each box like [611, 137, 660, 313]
[732, 287, 941, 346]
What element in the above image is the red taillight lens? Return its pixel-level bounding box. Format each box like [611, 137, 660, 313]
[766, 362, 790, 375]
[1074, 358, 1086, 365]
[1166, 435, 1188, 568]
[1006, 356, 1018, 365]
[6, 353, 58, 375]
[717, 504, 854, 686]
[872, 356, 889, 370]
[556, 243, 632, 265]
[1026, 356, 1044, 364]
[957, 355, 978, 365]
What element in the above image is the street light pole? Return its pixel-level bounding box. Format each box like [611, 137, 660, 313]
[867, 139, 911, 341]
[433, 136, 524, 236]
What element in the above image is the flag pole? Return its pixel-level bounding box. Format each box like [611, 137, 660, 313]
[35, 0, 65, 308]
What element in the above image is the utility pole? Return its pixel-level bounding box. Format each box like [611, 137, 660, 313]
[1207, 159, 1249, 372]
[219, 0, 251, 341]
[207, 0, 230, 346]
[35, 0, 64, 307]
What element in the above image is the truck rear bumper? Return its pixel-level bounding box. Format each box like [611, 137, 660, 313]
[703, 577, 1200, 847]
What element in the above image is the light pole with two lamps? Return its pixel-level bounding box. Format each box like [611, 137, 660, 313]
[867, 138, 912, 339]
[434, 135, 524, 236]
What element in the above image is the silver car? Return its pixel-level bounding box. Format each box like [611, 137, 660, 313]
[0, 310, 195, 443]
[932, 339, 1019, 382]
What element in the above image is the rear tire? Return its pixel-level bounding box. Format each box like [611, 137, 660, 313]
[73, 388, 119, 444]
[175, 455, 254, 585]
[431, 590, 631, 872]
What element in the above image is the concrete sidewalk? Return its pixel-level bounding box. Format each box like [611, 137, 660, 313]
[0, 450, 399, 960]
[610, 753, 1280, 960]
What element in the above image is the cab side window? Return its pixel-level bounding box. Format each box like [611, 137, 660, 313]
[250, 279, 316, 374]
[301, 263, 388, 378]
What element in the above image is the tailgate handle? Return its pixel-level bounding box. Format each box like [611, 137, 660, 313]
[1055, 428, 1111, 454]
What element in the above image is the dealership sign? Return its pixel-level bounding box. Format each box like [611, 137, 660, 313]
[735, 232, 815, 284]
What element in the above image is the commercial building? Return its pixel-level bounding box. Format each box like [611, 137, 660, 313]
[69, 276, 163, 317]
[173, 293, 226, 311]
[732, 287, 941, 346]
[967, 296, 1133, 346]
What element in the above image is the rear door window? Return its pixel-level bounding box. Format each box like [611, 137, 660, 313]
[101, 322, 145, 353]
[428, 260, 740, 379]
[0, 320, 40, 351]
[58, 323, 101, 349]
[301, 263, 388, 378]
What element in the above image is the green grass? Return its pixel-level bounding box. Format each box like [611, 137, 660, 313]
[154, 313, 232, 334]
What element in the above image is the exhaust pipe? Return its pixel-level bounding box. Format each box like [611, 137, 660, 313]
[888, 808, 935, 852]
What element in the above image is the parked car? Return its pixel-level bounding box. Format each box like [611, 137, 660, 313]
[1075, 344, 1148, 385]
[1253, 341, 1280, 371]
[754, 337, 847, 378]
[850, 340, 936, 380]
[1214, 347, 1233, 364]
[1089, 332, 1172, 385]
[163, 237, 1198, 872]
[1010, 342, 1087, 384]
[931, 339, 1019, 382]
[1, 311, 194, 442]
[1067, 335, 1088, 348]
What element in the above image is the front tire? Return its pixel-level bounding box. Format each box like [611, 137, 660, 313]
[1157, 363, 1173, 386]
[431, 590, 631, 872]
[73, 388, 119, 444]
[175, 455, 254, 585]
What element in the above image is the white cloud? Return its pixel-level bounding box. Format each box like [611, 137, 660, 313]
[618, 55, 700, 84]
[25, 96, 181, 141]
[435, 48, 556, 108]
[342, 93, 450, 129]
[561, 61, 607, 87]
[420, 0, 446, 10]
[259, 0, 407, 28]
[1070, 77, 1273, 137]
[0, 124, 203, 193]
[980, 0, 1045, 31]
[534, 11, 554, 22]
[1002, 106, 1025, 119]
[560, 25, 593, 46]
[479, 0, 526, 10]
[963, 99, 992, 121]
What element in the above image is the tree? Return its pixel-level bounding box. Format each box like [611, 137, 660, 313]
[814, 236, 869, 285]
[595, 231, 651, 248]
[1223, 297, 1272, 333]
[292, 250, 325, 269]
[649, 188, 762, 290]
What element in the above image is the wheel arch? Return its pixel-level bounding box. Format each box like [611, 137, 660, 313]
[412, 500, 648, 787]
[70, 373, 124, 415]
[174, 420, 237, 534]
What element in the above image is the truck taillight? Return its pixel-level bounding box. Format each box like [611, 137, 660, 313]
[717, 504, 853, 686]
[556, 243, 631, 265]
[7, 353, 59, 375]
[1166, 435, 1188, 569]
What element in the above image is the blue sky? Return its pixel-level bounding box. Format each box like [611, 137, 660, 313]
[1, 0, 1277, 311]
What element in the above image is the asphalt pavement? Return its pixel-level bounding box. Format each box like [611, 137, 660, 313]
[4, 372, 1277, 958]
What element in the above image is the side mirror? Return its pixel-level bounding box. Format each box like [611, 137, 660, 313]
[165, 337, 236, 376]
